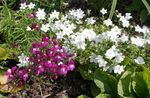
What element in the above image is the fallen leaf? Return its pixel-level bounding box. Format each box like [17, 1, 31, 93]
[0, 74, 8, 85]
[0, 83, 23, 93]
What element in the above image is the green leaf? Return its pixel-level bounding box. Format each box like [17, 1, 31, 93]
[118, 68, 135, 98]
[0, 47, 7, 60]
[109, 0, 117, 19]
[96, 94, 111, 98]
[140, 9, 149, 23]
[142, 67, 150, 93]
[0, 94, 6, 98]
[94, 69, 117, 98]
[91, 82, 101, 97]
[132, 69, 150, 98]
[77, 95, 89, 98]
[126, 0, 144, 11]
[142, 0, 150, 14]
[78, 64, 97, 80]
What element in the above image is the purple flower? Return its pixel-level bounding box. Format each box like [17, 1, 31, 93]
[59, 65, 68, 75]
[67, 60, 75, 71]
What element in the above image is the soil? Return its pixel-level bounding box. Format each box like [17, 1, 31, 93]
[6, 72, 92, 98]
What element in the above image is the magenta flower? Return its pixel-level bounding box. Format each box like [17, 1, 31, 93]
[30, 36, 76, 77]
[5, 35, 76, 85]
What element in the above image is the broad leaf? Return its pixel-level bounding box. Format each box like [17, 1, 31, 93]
[0, 74, 23, 93]
[118, 68, 135, 97]
[132, 68, 150, 98]
[78, 95, 89, 98]
[96, 93, 111, 98]
[0, 94, 6, 98]
[94, 69, 117, 98]
[0, 47, 8, 60]
[91, 82, 101, 97]
[0, 74, 9, 85]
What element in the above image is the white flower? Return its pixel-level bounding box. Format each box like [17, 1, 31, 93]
[81, 29, 96, 41]
[103, 66, 110, 71]
[26, 26, 31, 31]
[90, 54, 107, 68]
[89, 54, 97, 63]
[56, 32, 64, 39]
[135, 25, 143, 33]
[119, 34, 129, 42]
[17, 53, 29, 68]
[20, 2, 27, 10]
[100, 8, 107, 15]
[95, 55, 107, 67]
[105, 45, 125, 63]
[41, 23, 50, 32]
[134, 56, 145, 64]
[122, 19, 130, 27]
[113, 65, 124, 74]
[142, 26, 150, 34]
[71, 33, 86, 50]
[106, 26, 122, 42]
[62, 28, 74, 36]
[86, 17, 96, 25]
[28, 2, 35, 9]
[104, 19, 113, 26]
[49, 10, 60, 20]
[76, 9, 85, 20]
[69, 9, 85, 20]
[36, 8, 46, 20]
[146, 39, 150, 44]
[105, 45, 118, 59]
[114, 53, 125, 63]
[119, 16, 130, 27]
[131, 37, 145, 47]
[125, 13, 132, 20]
[117, 13, 122, 18]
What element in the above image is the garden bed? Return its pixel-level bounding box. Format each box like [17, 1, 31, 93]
[0, 0, 150, 98]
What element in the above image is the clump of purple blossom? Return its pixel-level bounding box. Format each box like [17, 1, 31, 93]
[5, 36, 75, 85]
[30, 36, 75, 76]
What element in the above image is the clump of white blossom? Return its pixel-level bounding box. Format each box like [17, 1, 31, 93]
[19, 3, 150, 75]
[17, 53, 29, 68]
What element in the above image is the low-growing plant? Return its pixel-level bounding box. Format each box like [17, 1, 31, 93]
[0, 1, 149, 98]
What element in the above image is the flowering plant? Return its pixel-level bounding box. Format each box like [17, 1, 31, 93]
[5, 36, 75, 86]
[0, 1, 149, 97]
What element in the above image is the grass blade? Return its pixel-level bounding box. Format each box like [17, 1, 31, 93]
[109, 0, 117, 19]
[142, 0, 150, 14]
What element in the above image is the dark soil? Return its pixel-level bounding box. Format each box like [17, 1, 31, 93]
[7, 72, 92, 98]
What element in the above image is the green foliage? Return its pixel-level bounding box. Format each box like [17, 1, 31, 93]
[96, 94, 111, 98]
[78, 64, 98, 80]
[94, 69, 117, 98]
[126, 0, 150, 23]
[142, 0, 150, 14]
[77, 95, 89, 98]
[0, 1, 44, 54]
[109, 0, 117, 19]
[118, 66, 150, 98]
[88, 0, 111, 15]
[91, 83, 101, 97]
[118, 68, 134, 97]
[26, 0, 66, 12]
[0, 44, 17, 60]
[0, 94, 6, 98]
[89, 0, 150, 23]
[80, 64, 150, 98]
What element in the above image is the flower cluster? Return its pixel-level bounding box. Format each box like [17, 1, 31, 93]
[18, 2, 150, 76]
[5, 36, 75, 85]
[6, 67, 29, 85]
[29, 36, 75, 77]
